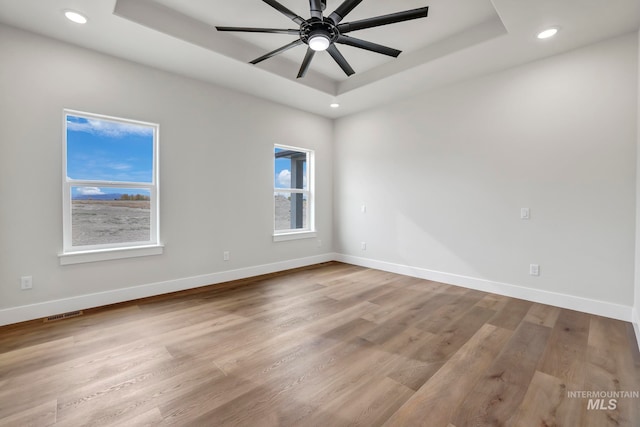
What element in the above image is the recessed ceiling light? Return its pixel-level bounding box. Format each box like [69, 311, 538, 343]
[64, 10, 88, 24]
[537, 28, 558, 39]
[330, 103, 340, 108]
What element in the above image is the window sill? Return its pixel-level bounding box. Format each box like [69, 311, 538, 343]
[59, 244, 164, 265]
[273, 231, 317, 242]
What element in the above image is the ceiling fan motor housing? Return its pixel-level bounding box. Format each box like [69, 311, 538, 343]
[300, 18, 339, 46]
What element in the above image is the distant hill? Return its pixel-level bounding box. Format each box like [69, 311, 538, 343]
[73, 193, 150, 201]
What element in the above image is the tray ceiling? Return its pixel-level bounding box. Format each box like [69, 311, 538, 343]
[0, 0, 638, 117]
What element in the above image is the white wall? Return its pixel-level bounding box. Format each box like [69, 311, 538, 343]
[0, 25, 333, 323]
[335, 33, 638, 317]
[1, 23, 638, 328]
[634, 29, 640, 343]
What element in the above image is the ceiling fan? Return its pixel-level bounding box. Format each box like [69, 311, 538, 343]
[216, 0, 429, 78]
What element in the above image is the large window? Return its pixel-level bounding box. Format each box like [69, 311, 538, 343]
[274, 145, 315, 240]
[61, 110, 160, 261]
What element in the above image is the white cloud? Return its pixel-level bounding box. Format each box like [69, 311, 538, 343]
[77, 187, 105, 196]
[67, 117, 153, 138]
[108, 162, 133, 171]
[278, 169, 291, 187]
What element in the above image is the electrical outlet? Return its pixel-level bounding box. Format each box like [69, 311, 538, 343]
[361, 242, 367, 251]
[521, 208, 530, 220]
[361, 205, 367, 213]
[20, 276, 33, 290]
[223, 251, 230, 261]
[529, 264, 540, 276]
[317, 239, 322, 247]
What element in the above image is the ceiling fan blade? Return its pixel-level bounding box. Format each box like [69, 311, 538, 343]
[262, 0, 305, 25]
[336, 35, 401, 57]
[250, 39, 304, 64]
[216, 27, 300, 35]
[327, 44, 355, 76]
[309, 0, 324, 19]
[328, 0, 363, 24]
[338, 7, 429, 34]
[297, 48, 316, 78]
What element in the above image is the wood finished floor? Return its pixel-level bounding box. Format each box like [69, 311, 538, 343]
[1, 262, 639, 426]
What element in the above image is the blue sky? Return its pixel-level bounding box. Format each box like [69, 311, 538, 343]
[274, 147, 307, 189]
[67, 115, 154, 184]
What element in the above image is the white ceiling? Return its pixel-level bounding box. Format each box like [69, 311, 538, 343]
[0, 0, 638, 118]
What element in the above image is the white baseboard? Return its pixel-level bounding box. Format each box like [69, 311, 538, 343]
[632, 307, 640, 353]
[1, 252, 636, 336]
[335, 254, 634, 323]
[0, 254, 334, 327]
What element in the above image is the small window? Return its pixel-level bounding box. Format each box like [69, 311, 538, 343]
[62, 110, 160, 256]
[274, 145, 315, 238]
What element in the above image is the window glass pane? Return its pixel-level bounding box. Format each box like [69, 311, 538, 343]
[274, 192, 307, 231]
[66, 115, 154, 183]
[71, 186, 151, 246]
[274, 148, 307, 190]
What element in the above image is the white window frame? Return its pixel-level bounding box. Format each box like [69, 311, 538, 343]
[59, 109, 162, 265]
[273, 144, 316, 241]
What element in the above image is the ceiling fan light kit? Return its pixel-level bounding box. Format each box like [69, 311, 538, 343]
[216, 0, 429, 78]
[309, 36, 330, 51]
[308, 33, 331, 51]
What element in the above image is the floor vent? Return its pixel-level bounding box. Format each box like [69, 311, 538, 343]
[44, 310, 83, 322]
